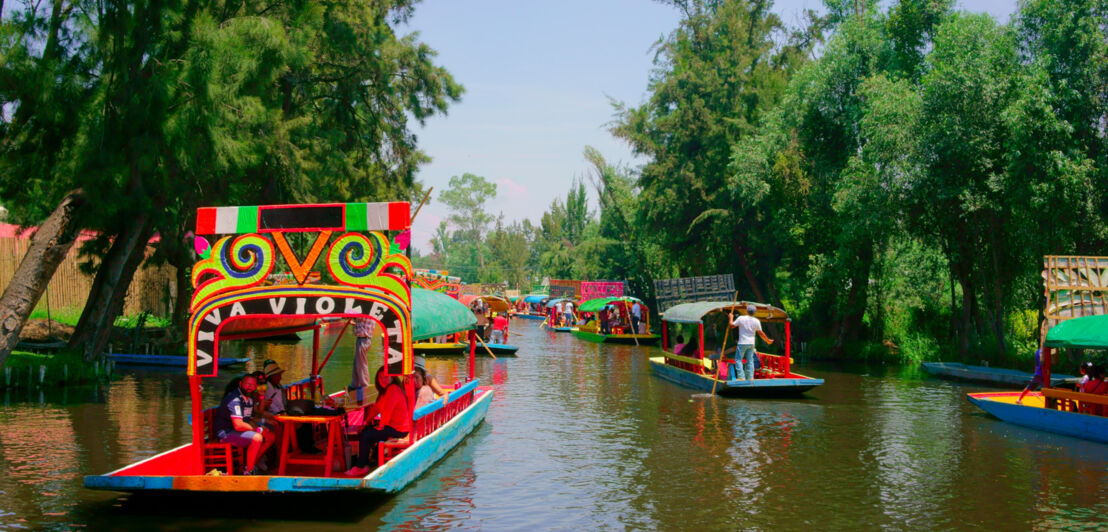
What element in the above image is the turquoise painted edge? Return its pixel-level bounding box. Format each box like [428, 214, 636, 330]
[84, 383, 493, 494]
[648, 357, 824, 394]
[364, 386, 494, 493]
[967, 394, 1108, 444]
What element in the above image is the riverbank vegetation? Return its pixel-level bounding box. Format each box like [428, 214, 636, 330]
[0, 0, 461, 369]
[418, 0, 1107, 367]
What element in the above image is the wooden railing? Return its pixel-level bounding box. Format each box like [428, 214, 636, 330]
[664, 351, 711, 375]
[1043, 388, 1108, 416]
[757, 353, 789, 377]
[377, 379, 480, 466]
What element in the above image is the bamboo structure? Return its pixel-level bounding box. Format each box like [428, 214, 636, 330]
[1042, 255, 1108, 336]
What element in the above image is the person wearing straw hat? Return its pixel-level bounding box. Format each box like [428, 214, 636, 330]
[728, 304, 773, 382]
[261, 359, 287, 416]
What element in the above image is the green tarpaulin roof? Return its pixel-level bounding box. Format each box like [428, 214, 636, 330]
[1045, 314, 1108, 349]
[412, 287, 476, 341]
[661, 301, 789, 324]
[578, 296, 643, 313]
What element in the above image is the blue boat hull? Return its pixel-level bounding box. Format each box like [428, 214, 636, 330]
[967, 392, 1108, 444]
[514, 314, 546, 320]
[648, 357, 822, 397]
[107, 354, 250, 368]
[485, 343, 520, 355]
[923, 362, 1077, 387]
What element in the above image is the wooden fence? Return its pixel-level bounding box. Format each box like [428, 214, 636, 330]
[0, 236, 177, 318]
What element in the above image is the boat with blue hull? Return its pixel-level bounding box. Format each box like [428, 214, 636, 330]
[84, 201, 495, 496]
[967, 312, 1108, 444]
[107, 354, 250, 368]
[967, 391, 1108, 444]
[922, 362, 1078, 387]
[650, 300, 822, 397]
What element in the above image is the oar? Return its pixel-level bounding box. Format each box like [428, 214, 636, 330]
[710, 291, 740, 396]
[622, 299, 640, 346]
[473, 333, 498, 359]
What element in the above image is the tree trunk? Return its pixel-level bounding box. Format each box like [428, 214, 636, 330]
[959, 271, 973, 362]
[67, 215, 152, 358]
[86, 222, 154, 359]
[0, 190, 86, 368]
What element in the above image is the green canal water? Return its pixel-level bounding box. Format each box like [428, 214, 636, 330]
[0, 318, 1106, 530]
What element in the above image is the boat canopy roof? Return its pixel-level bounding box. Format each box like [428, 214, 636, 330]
[661, 300, 789, 324]
[413, 287, 476, 341]
[1044, 314, 1108, 350]
[544, 297, 575, 308]
[523, 294, 546, 303]
[578, 296, 643, 313]
[458, 294, 511, 313]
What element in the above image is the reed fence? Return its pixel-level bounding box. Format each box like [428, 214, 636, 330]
[0, 236, 176, 318]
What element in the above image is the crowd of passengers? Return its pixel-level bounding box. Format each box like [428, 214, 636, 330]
[213, 351, 446, 477]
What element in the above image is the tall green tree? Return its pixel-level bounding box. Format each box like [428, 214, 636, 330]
[438, 173, 497, 276]
[0, 0, 462, 364]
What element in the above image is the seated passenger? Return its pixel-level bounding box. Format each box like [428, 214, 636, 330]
[413, 357, 436, 409]
[213, 374, 276, 475]
[346, 369, 412, 477]
[672, 335, 687, 355]
[1080, 364, 1107, 416]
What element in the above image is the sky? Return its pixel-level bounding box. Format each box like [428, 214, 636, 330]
[403, 0, 1018, 254]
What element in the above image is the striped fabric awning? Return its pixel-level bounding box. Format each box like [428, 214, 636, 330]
[195, 202, 409, 235]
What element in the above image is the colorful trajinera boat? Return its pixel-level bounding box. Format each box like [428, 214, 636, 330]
[542, 297, 578, 332]
[968, 314, 1108, 444]
[572, 297, 660, 344]
[649, 301, 822, 397]
[85, 201, 493, 494]
[515, 294, 550, 320]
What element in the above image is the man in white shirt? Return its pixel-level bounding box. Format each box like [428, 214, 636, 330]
[554, 300, 565, 326]
[729, 304, 773, 381]
[563, 300, 575, 326]
[630, 301, 643, 334]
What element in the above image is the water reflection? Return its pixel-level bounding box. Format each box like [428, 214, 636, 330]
[0, 319, 1105, 529]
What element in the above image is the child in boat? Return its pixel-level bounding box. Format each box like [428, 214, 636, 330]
[1080, 364, 1107, 416]
[1016, 348, 1045, 405]
[1076, 361, 1094, 391]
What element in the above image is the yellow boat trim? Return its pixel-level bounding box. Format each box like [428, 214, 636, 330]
[662, 353, 712, 368]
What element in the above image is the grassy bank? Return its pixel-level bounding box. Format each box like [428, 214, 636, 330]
[3, 350, 115, 389]
[28, 307, 172, 329]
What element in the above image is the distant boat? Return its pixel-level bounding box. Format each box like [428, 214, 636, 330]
[107, 353, 250, 368]
[572, 296, 660, 345]
[922, 362, 1078, 387]
[650, 300, 822, 397]
[484, 343, 520, 355]
[413, 342, 468, 355]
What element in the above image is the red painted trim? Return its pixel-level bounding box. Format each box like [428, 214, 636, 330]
[698, 323, 705, 360]
[196, 208, 217, 234]
[468, 330, 476, 381]
[311, 327, 320, 401]
[785, 321, 792, 375]
[389, 202, 410, 229]
[189, 376, 204, 475]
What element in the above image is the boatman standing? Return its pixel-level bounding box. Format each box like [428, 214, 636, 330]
[350, 318, 375, 401]
[729, 304, 773, 382]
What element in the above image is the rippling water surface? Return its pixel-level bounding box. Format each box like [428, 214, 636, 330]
[1, 318, 1106, 530]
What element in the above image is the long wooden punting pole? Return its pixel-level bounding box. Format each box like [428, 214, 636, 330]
[189, 375, 204, 474]
[785, 321, 792, 376]
[712, 291, 740, 395]
[662, 320, 668, 350]
[315, 319, 352, 373]
[623, 300, 639, 346]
